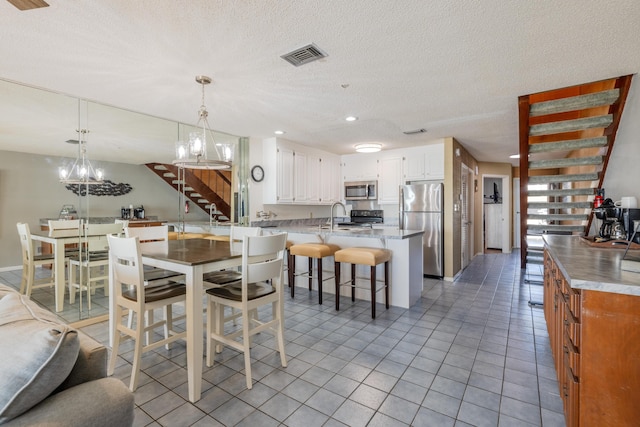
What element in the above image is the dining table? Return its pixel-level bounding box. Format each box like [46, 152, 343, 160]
[31, 228, 110, 312]
[108, 237, 243, 403]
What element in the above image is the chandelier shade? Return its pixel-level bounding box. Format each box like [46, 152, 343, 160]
[59, 129, 105, 185]
[173, 75, 233, 170]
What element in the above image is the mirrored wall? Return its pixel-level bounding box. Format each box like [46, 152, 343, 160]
[0, 77, 247, 324]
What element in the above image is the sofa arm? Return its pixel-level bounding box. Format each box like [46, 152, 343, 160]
[4, 378, 134, 427]
[56, 331, 107, 392]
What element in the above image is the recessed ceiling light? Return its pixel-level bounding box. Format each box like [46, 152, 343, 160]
[345, 116, 358, 122]
[274, 130, 285, 135]
[509, 154, 520, 159]
[355, 143, 381, 153]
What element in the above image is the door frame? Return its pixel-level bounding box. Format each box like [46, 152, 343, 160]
[482, 174, 511, 254]
[461, 163, 475, 268]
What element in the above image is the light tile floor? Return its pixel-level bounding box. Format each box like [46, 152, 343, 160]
[2, 252, 566, 426]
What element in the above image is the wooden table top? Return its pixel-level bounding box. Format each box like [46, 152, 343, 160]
[142, 238, 241, 266]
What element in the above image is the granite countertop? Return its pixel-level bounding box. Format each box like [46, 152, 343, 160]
[259, 224, 423, 240]
[543, 235, 640, 296]
[40, 216, 162, 225]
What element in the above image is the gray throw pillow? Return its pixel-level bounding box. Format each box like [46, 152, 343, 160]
[0, 292, 80, 423]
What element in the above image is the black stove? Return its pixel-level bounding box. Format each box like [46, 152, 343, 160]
[338, 209, 384, 227]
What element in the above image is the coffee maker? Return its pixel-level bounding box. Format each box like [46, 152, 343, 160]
[595, 199, 624, 239]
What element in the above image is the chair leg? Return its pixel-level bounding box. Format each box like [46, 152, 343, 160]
[307, 258, 313, 291]
[69, 263, 77, 304]
[129, 308, 145, 392]
[371, 265, 377, 319]
[164, 305, 172, 350]
[335, 261, 341, 311]
[107, 305, 123, 376]
[215, 302, 224, 354]
[274, 300, 287, 368]
[384, 261, 390, 309]
[317, 258, 323, 305]
[350, 264, 356, 302]
[206, 298, 214, 367]
[242, 311, 253, 389]
[289, 254, 296, 298]
[19, 264, 28, 294]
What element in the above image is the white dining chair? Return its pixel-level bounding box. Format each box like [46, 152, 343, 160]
[16, 223, 55, 297]
[68, 222, 124, 310]
[107, 234, 187, 392]
[201, 225, 262, 288]
[205, 232, 288, 389]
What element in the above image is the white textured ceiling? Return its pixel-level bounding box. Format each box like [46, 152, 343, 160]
[0, 0, 639, 165]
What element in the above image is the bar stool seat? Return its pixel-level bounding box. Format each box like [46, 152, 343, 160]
[334, 247, 391, 318]
[289, 242, 340, 304]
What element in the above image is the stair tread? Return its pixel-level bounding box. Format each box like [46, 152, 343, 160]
[529, 136, 608, 153]
[527, 214, 588, 220]
[529, 156, 603, 169]
[528, 201, 592, 208]
[528, 188, 595, 197]
[529, 89, 619, 117]
[529, 114, 613, 136]
[528, 173, 599, 183]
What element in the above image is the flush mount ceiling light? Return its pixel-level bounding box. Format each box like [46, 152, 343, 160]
[355, 143, 382, 153]
[509, 154, 520, 159]
[345, 116, 358, 122]
[59, 129, 104, 185]
[274, 130, 285, 135]
[173, 75, 233, 170]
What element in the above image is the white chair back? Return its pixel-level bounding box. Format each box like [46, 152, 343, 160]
[48, 219, 81, 237]
[107, 235, 145, 306]
[125, 225, 169, 255]
[83, 222, 124, 252]
[230, 226, 262, 251]
[242, 233, 287, 294]
[16, 223, 34, 264]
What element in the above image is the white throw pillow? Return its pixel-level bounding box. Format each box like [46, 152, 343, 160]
[0, 292, 79, 423]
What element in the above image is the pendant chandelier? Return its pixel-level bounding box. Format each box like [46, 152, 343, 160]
[59, 129, 105, 185]
[173, 75, 233, 170]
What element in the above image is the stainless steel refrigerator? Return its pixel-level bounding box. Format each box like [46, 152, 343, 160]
[399, 182, 444, 278]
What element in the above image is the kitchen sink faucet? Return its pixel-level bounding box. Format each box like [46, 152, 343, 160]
[330, 201, 347, 230]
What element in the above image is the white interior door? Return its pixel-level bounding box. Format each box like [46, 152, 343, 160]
[461, 164, 473, 269]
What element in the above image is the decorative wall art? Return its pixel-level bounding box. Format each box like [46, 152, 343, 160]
[65, 180, 133, 197]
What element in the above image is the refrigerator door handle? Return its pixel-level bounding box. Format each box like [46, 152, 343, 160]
[399, 187, 404, 229]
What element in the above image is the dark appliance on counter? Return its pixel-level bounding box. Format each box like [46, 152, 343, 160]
[133, 206, 145, 219]
[121, 206, 131, 220]
[623, 208, 640, 243]
[400, 182, 444, 278]
[344, 181, 377, 201]
[595, 199, 624, 239]
[338, 209, 384, 227]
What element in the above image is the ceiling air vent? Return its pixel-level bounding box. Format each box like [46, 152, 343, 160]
[281, 43, 328, 67]
[403, 128, 427, 135]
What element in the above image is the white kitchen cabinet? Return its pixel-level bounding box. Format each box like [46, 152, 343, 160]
[342, 153, 378, 181]
[304, 153, 321, 204]
[263, 138, 337, 205]
[320, 155, 341, 204]
[404, 143, 444, 182]
[277, 145, 295, 203]
[484, 203, 502, 249]
[377, 155, 403, 204]
[426, 143, 444, 180]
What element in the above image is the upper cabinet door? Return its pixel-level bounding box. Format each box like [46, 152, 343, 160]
[304, 152, 321, 204]
[377, 155, 403, 204]
[320, 155, 340, 204]
[425, 144, 444, 180]
[404, 144, 445, 182]
[277, 146, 295, 203]
[342, 153, 378, 181]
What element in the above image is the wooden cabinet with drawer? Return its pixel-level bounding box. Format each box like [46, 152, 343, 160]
[543, 249, 640, 426]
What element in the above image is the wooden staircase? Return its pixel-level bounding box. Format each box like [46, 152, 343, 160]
[146, 163, 232, 221]
[518, 75, 633, 268]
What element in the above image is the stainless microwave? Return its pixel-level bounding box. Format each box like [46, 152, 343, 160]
[344, 180, 377, 200]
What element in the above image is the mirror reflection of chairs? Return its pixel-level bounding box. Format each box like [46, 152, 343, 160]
[204, 232, 288, 390]
[107, 234, 187, 392]
[16, 223, 55, 297]
[68, 222, 124, 310]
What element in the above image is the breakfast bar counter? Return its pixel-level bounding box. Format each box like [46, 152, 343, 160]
[261, 225, 425, 309]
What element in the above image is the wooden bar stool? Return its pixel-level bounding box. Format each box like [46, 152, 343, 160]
[288, 243, 340, 304]
[334, 247, 391, 318]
